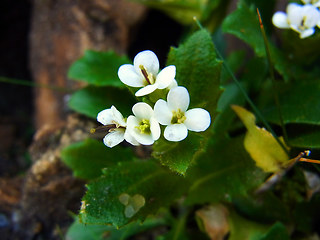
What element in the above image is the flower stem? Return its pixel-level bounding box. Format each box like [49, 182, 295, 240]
[257, 8, 288, 145]
[0, 76, 71, 92]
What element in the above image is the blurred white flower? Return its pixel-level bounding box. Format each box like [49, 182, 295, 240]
[272, 3, 320, 38]
[97, 106, 138, 147]
[154, 86, 211, 142]
[302, 0, 320, 8]
[118, 50, 176, 97]
[126, 102, 161, 145]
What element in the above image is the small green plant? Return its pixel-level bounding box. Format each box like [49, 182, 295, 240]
[62, 0, 320, 239]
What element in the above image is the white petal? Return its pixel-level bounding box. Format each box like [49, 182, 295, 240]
[126, 115, 139, 141]
[164, 124, 188, 142]
[155, 65, 176, 89]
[133, 50, 159, 76]
[118, 64, 145, 87]
[97, 106, 126, 126]
[150, 117, 161, 141]
[167, 79, 178, 90]
[287, 3, 304, 26]
[103, 129, 125, 148]
[126, 115, 155, 145]
[132, 102, 154, 120]
[135, 84, 158, 97]
[300, 28, 315, 38]
[126, 115, 139, 131]
[154, 99, 172, 125]
[272, 12, 290, 29]
[167, 86, 190, 112]
[124, 130, 140, 146]
[184, 108, 211, 132]
[303, 5, 320, 28]
[97, 108, 113, 125]
[131, 131, 155, 145]
[111, 106, 126, 127]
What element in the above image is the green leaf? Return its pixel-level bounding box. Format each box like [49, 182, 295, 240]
[259, 222, 289, 240]
[68, 86, 136, 119]
[66, 218, 112, 240]
[282, 28, 320, 66]
[153, 29, 222, 174]
[233, 192, 290, 223]
[68, 50, 130, 87]
[261, 81, 320, 148]
[220, 50, 246, 85]
[213, 83, 245, 135]
[241, 56, 268, 92]
[129, 0, 225, 26]
[228, 209, 274, 240]
[263, 81, 320, 125]
[61, 138, 135, 180]
[229, 218, 289, 240]
[240, 0, 276, 33]
[186, 136, 267, 205]
[285, 124, 320, 148]
[167, 29, 222, 116]
[66, 216, 166, 240]
[152, 133, 207, 175]
[222, 3, 264, 57]
[221, 2, 304, 81]
[161, 213, 190, 240]
[80, 161, 189, 228]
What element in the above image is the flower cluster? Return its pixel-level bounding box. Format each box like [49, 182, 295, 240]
[97, 50, 211, 148]
[272, 1, 320, 38]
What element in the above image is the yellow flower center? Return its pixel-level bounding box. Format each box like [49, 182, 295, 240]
[136, 119, 151, 134]
[171, 109, 186, 124]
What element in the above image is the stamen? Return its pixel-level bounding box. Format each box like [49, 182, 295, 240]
[139, 65, 152, 85]
[90, 124, 120, 134]
[300, 16, 307, 30]
[171, 109, 186, 124]
[136, 119, 151, 134]
[293, 150, 320, 165]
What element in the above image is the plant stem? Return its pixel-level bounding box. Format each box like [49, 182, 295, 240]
[193, 17, 290, 155]
[0, 76, 72, 92]
[256, 9, 288, 144]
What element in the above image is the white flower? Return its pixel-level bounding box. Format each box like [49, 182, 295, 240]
[302, 0, 320, 8]
[272, 3, 320, 38]
[126, 102, 161, 145]
[97, 106, 138, 147]
[118, 50, 176, 97]
[154, 86, 211, 142]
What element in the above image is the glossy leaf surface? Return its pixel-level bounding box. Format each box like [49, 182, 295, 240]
[68, 50, 130, 87]
[61, 138, 135, 180]
[68, 86, 136, 119]
[80, 161, 189, 227]
[186, 136, 266, 204]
